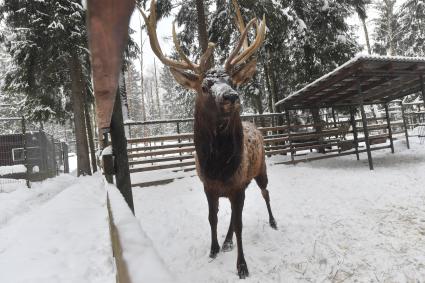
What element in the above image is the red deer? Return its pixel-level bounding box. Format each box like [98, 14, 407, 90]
[141, 0, 277, 278]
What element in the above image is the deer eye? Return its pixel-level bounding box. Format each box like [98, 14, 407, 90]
[202, 79, 215, 92]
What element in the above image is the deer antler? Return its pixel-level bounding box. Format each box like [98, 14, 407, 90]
[138, 0, 214, 76]
[225, 0, 266, 73]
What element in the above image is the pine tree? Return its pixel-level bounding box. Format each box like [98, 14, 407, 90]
[0, 0, 93, 175]
[398, 0, 425, 56]
[125, 63, 144, 121]
[349, 0, 372, 54]
[160, 64, 196, 120]
[141, 0, 359, 116]
[373, 0, 401, 55]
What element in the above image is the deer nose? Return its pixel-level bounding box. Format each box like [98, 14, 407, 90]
[222, 93, 239, 103]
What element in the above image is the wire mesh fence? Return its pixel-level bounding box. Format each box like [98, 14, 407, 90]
[0, 117, 27, 191]
[0, 117, 69, 192]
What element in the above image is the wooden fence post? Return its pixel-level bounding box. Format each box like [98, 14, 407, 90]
[101, 131, 114, 184]
[51, 135, 57, 176]
[384, 103, 394, 153]
[349, 107, 360, 160]
[311, 107, 324, 153]
[21, 117, 30, 188]
[358, 80, 373, 170]
[62, 142, 69, 173]
[420, 75, 425, 109]
[400, 101, 410, 149]
[285, 110, 294, 164]
[110, 89, 134, 214]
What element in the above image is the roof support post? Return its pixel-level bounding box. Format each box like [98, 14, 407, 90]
[400, 101, 410, 149]
[358, 80, 374, 170]
[311, 107, 325, 153]
[349, 106, 360, 160]
[420, 75, 425, 109]
[332, 108, 337, 128]
[284, 110, 295, 165]
[384, 103, 394, 153]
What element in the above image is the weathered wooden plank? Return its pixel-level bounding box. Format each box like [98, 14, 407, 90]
[128, 147, 195, 158]
[258, 125, 289, 132]
[276, 144, 391, 165]
[131, 178, 175, 188]
[356, 133, 389, 142]
[263, 137, 290, 143]
[128, 133, 194, 143]
[266, 148, 291, 155]
[128, 155, 194, 165]
[129, 161, 196, 173]
[127, 142, 194, 152]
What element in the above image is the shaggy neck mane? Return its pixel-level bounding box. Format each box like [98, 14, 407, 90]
[194, 95, 243, 182]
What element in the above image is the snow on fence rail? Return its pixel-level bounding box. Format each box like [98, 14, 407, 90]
[0, 164, 27, 176]
[106, 181, 173, 283]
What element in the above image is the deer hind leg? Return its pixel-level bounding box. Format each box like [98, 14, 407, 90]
[222, 211, 234, 252]
[231, 191, 249, 278]
[205, 191, 220, 258]
[255, 168, 277, 229]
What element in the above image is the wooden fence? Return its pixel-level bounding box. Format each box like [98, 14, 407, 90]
[125, 112, 415, 187]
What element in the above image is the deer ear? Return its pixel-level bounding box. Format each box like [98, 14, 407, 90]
[169, 67, 201, 91]
[230, 58, 257, 86]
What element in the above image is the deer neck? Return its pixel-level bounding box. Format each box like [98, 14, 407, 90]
[194, 96, 243, 182]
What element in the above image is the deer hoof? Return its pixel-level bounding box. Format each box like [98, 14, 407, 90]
[209, 245, 220, 258]
[222, 240, 233, 252]
[237, 263, 249, 279]
[270, 218, 278, 230]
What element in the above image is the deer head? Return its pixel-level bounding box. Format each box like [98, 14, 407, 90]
[140, 0, 266, 121]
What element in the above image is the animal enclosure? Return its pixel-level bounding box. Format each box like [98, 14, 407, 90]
[0, 117, 69, 190]
[125, 108, 413, 188]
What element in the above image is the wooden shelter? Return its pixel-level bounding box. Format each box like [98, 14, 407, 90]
[276, 55, 425, 170]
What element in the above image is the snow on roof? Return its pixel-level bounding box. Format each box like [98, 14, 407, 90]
[276, 55, 425, 108]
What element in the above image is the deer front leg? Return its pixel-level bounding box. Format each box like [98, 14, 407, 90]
[222, 212, 234, 252]
[205, 191, 220, 258]
[231, 191, 249, 279]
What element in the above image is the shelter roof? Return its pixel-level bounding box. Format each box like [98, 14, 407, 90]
[275, 55, 425, 110]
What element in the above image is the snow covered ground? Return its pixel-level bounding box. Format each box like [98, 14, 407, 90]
[0, 174, 116, 283]
[0, 138, 424, 282]
[133, 138, 425, 282]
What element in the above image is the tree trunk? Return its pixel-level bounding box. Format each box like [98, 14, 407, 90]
[386, 0, 395, 56]
[360, 16, 371, 55]
[70, 53, 91, 176]
[149, 81, 155, 117]
[253, 79, 264, 115]
[119, 70, 130, 121]
[263, 62, 274, 112]
[311, 108, 325, 153]
[125, 69, 133, 119]
[119, 70, 131, 138]
[195, 0, 208, 52]
[195, 0, 213, 66]
[138, 13, 147, 122]
[84, 94, 97, 173]
[153, 58, 162, 119]
[268, 60, 279, 113]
